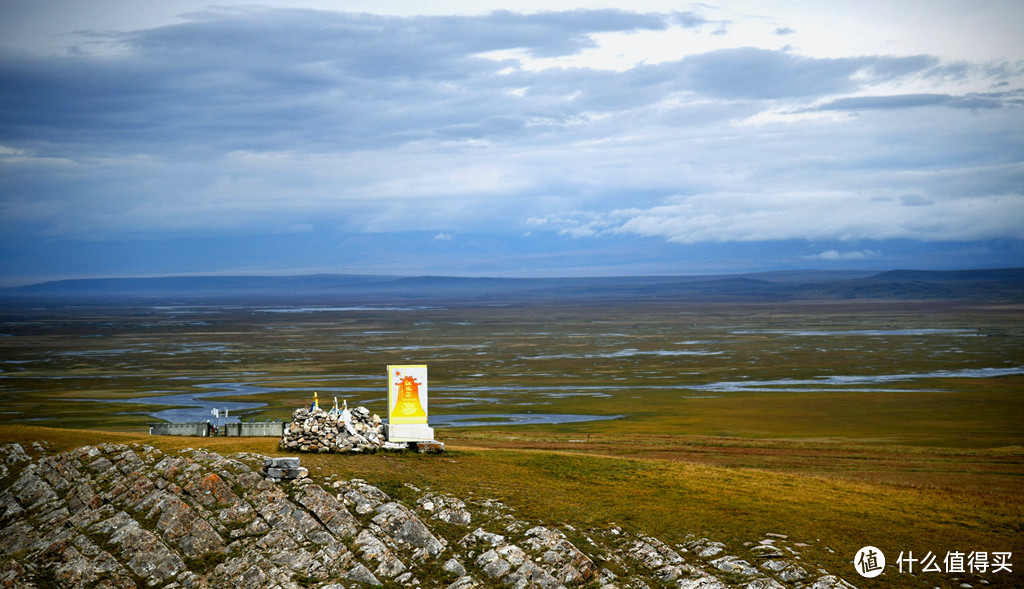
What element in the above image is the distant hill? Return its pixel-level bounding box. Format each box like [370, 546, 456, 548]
[792, 268, 1024, 301]
[1, 268, 1021, 304]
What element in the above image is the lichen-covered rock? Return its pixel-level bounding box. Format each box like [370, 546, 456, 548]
[419, 492, 472, 526]
[0, 442, 862, 589]
[297, 482, 360, 538]
[373, 502, 446, 559]
[443, 557, 467, 576]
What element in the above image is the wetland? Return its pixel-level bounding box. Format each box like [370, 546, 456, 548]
[1, 292, 1023, 587]
[1, 298, 1021, 447]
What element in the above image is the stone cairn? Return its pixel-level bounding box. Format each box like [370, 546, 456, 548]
[280, 405, 405, 453]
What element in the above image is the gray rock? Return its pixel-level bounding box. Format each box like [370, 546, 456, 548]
[447, 575, 480, 589]
[476, 549, 512, 578]
[263, 466, 308, 480]
[807, 575, 858, 589]
[354, 528, 408, 578]
[750, 544, 784, 558]
[678, 575, 728, 589]
[236, 563, 271, 589]
[498, 544, 527, 567]
[443, 557, 467, 576]
[355, 529, 389, 558]
[347, 562, 382, 585]
[1, 443, 29, 465]
[265, 457, 301, 469]
[437, 506, 471, 526]
[744, 578, 786, 589]
[696, 543, 725, 558]
[463, 527, 505, 547]
[107, 518, 186, 581]
[11, 471, 59, 512]
[375, 551, 408, 578]
[419, 493, 472, 526]
[710, 556, 758, 576]
[627, 536, 683, 569]
[373, 502, 445, 558]
[297, 483, 360, 538]
[761, 559, 806, 582]
[508, 560, 566, 589]
[271, 545, 314, 571]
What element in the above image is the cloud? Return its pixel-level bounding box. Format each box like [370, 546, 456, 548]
[774, 27, 795, 36]
[539, 190, 1024, 244]
[0, 6, 1021, 276]
[664, 49, 940, 100]
[813, 93, 1010, 112]
[2, 9, 682, 153]
[899, 195, 933, 207]
[803, 249, 878, 261]
[0, 12, 966, 159]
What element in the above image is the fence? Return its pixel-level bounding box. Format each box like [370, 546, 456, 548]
[148, 422, 210, 437]
[223, 421, 287, 437]
[148, 421, 287, 437]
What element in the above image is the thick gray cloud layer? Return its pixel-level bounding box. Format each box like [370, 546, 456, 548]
[0, 7, 1022, 278]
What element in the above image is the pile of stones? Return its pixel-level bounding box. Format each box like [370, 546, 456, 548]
[0, 441, 873, 589]
[280, 406, 404, 453]
[261, 457, 308, 481]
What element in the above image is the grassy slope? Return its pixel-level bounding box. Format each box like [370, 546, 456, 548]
[3, 425, 1021, 588]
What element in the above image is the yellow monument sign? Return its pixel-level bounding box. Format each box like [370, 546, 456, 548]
[386, 364, 434, 441]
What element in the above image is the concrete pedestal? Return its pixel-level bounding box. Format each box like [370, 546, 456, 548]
[385, 423, 435, 442]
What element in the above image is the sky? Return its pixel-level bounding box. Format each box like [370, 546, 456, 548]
[1, 1, 1022, 285]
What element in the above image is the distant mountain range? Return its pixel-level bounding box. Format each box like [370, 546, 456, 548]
[2, 268, 1022, 304]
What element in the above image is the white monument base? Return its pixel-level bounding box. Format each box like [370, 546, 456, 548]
[386, 423, 435, 442]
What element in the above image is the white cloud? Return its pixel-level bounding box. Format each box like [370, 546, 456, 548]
[803, 250, 878, 261]
[0, 5, 1021, 278]
[543, 191, 1024, 244]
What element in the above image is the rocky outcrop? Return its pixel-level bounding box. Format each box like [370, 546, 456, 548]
[0, 441, 859, 589]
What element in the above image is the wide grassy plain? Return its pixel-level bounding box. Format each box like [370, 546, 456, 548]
[1, 298, 1022, 587]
